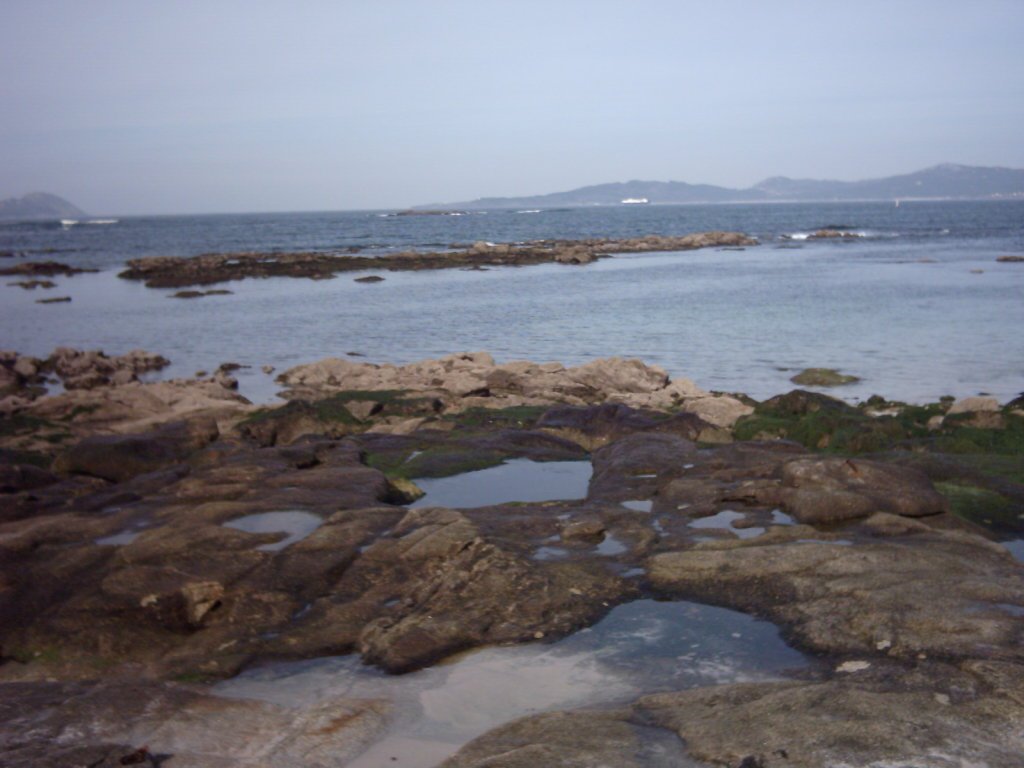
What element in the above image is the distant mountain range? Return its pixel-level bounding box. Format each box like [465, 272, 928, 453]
[0, 193, 86, 221]
[418, 164, 1024, 210]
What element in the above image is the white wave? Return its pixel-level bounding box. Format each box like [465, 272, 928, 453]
[783, 232, 810, 241]
[60, 219, 78, 227]
[516, 209, 541, 214]
[86, 219, 118, 225]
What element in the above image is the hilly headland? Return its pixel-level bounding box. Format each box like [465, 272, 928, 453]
[419, 163, 1024, 210]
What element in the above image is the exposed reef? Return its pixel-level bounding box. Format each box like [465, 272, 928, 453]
[0, 260, 97, 278]
[116, 232, 758, 288]
[1, 350, 1022, 766]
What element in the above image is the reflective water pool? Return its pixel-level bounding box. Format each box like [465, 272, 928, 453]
[216, 599, 808, 767]
[222, 510, 324, 551]
[410, 459, 592, 509]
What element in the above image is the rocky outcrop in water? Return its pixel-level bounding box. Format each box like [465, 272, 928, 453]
[275, 352, 753, 432]
[117, 232, 758, 288]
[0, 347, 176, 414]
[788, 367, 860, 386]
[0, 260, 97, 277]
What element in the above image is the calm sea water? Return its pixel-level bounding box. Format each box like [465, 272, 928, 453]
[2, 200, 1023, 404]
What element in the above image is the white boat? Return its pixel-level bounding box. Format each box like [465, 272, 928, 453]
[620, 197, 649, 204]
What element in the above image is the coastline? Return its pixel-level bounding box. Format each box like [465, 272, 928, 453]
[2, 200, 1024, 765]
[1, 349, 1022, 765]
[4, 240, 1023, 407]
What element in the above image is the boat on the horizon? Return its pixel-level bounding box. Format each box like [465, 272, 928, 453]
[620, 197, 649, 204]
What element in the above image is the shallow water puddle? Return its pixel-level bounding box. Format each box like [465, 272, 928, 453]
[596, 533, 628, 555]
[216, 599, 807, 767]
[689, 510, 765, 539]
[222, 510, 323, 551]
[621, 499, 653, 512]
[796, 538, 854, 546]
[533, 545, 570, 561]
[1003, 538, 1024, 562]
[95, 520, 152, 547]
[771, 508, 795, 525]
[95, 530, 142, 546]
[410, 459, 591, 509]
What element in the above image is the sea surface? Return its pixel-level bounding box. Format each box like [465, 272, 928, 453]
[2, 200, 1023, 404]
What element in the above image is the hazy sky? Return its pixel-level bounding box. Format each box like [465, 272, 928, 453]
[2, 1, 1022, 214]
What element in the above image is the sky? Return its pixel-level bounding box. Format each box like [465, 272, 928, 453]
[2, 0, 1023, 214]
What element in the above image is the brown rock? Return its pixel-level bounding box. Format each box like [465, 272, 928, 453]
[648, 534, 1024, 661]
[53, 418, 219, 483]
[780, 457, 948, 523]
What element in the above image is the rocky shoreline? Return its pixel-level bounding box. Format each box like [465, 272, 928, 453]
[1, 350, 1022, 766]
[115, 232, 757, 288]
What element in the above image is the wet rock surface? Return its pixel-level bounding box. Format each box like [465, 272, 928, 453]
[0, 680, 389, 768]
[0, 260, 98, 277]
[1, 351, 1022, 766]
[117, 232, 758, 288]
[446, 661, 1024, 768]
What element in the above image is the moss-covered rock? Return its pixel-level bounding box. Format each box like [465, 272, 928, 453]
[935, 481, 1020, 534]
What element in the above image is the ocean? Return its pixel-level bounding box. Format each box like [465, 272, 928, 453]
[2, 200, 1023, 404]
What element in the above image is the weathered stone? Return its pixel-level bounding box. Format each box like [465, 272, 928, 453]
[679, 394, 753, 428]
[441, 709, 661, 768]
[561, 518, 606, 542]
[356, 509, 631, 672]
[640, 663, 1024, 768]
[789, 368, 860, 387]
[53, 418, 219, 482]
[0, 463, 59, 493]
[947, 396, 1001, 415]
[760, 389, 856, 415]
[0, 680, 389, 768]
[780, 457, 948, 523]
[589, 433, 698, 502]
[648, 535, 1024, 661]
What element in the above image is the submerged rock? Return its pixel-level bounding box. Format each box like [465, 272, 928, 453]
[789, 368, 860, 387]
